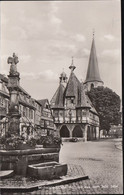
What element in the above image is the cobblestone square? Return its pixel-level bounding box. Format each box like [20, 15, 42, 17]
[1, 138, 122, 194]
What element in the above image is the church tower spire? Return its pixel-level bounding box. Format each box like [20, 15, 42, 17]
[84, 32, 103, 91]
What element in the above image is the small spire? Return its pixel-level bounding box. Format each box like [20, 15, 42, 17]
[71, 56, 74, 65]
[69, 56, 76, 72]
[59, 68, 67, 84]
[93, 29, 95, 39]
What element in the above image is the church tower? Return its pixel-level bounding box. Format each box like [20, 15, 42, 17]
[84, 33, 104, 91]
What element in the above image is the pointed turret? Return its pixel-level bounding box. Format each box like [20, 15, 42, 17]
[51, 83, 64, 109]
[84, 33, 103, 91]
[65, 58, 79, 98]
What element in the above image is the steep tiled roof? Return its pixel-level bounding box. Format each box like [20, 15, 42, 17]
[37, 99, 48, 108]
[50, 84, 65, 106]
[86, 94, 98, 115]
[52, 83, 64, 109]
[84, 38, 103, 83]
[77, 83, 91, 108]
[51, 67, 98, 115]
[0, 73, 31, 96]
[65, 72, 80, 97]
[18, 86, 30, 96]
[0, 74, 8, 83]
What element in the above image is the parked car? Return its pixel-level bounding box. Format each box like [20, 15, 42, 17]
[69, 137, 78, 142]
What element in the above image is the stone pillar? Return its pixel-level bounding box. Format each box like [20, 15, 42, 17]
[7, 53, 21, 136]
[84, 124, 88, 142]
[96, 126, 99, 139]
[66, 124, 75, 138]
[69, 129, 72, 137]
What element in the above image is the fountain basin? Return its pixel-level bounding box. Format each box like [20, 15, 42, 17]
[0, 148, 60, 176]
[27, 161, 68, 180]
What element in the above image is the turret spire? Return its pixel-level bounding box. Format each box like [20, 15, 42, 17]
[93, 29, 95, 39]
[69, 57, 76, 72]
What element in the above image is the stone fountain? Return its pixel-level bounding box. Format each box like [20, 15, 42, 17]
[0, 53, 67, 180]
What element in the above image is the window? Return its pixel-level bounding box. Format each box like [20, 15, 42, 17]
[31, 110, 33, 119]
[26, 108, 29, 118]
[40, 119, 44, 126]
[23, 107, 26, 116]
[38, 105, 41, 111]
[59, 111, 63, 117]
[46, 104, 49, 109]
[49, 121, 54, 127]
[77, 109, 81, 117]
[71, 99, 74, 104]
[82, 110, 86, 116]
[24, 95, 26, 101]
[46, 121, 49, 126]
[54, 111, 58, 117]
[29, 109, 33, 119]
[42, 111, 48, 117]
[0, 97, 4, 106]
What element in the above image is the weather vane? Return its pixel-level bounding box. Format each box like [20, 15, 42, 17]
[93, 29, 95, 39]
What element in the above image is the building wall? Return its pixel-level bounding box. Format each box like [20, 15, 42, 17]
[84, 81, 103, 92]
[40, 101, 55, 136]
[109, 124, 122, 138]
[0, 76, 55, 138]
[52, 106, 99, 141]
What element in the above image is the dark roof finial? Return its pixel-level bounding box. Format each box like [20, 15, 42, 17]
[69, 56, 76, 72]
[93, 29, 95, 39]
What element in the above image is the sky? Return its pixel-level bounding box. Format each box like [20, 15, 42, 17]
[0, 0, 121, 101]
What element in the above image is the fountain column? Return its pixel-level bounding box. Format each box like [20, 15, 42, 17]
[7, 53, 21, 136]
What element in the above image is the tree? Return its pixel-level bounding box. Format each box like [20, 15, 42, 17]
[87, 86, 121, 133]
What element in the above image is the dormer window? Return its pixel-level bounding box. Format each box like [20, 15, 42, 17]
[46, 104, 49, 109]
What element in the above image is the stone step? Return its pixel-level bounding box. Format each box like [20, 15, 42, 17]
[0, 170, 14, 179]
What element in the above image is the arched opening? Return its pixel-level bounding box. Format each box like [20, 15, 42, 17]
[72, 125, 83, 137]
[60, 125, 70, 137]
[91, 83, 94, 89]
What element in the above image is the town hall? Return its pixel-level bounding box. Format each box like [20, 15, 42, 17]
[50, 35, 103, 141]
